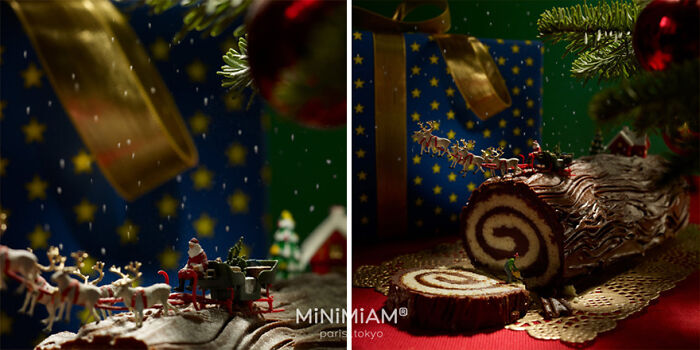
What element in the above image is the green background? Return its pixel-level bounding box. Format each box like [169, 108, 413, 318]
[265, 111, 346, 242]
[353, 0, 668, 156]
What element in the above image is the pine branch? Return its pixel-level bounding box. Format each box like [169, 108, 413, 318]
[217, 36, 255, 98]
[142, 0, 252, 41]
[538, 1, 641, 81]
[589, 59, 699, 134]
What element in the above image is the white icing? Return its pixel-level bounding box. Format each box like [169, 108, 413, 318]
[401, 269, 525, 296]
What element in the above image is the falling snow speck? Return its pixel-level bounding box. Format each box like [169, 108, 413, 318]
[59, 159, 65, 169]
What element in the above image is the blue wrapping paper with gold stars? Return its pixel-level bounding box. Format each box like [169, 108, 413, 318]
[0, 3, 265, 346]
[352, 31, 543, 240]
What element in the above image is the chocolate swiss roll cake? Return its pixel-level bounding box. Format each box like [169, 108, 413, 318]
[386, 268, 529, 331]
[460, 154, 689, 288]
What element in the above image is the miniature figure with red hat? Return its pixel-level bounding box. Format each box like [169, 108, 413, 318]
[175, 238, 208, 292]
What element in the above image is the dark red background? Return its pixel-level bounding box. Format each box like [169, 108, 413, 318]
[352, 177, 700, 349]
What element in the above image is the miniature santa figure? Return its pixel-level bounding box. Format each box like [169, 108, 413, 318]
[175, 238, 208, 292]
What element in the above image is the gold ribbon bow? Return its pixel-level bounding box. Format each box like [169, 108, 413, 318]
[354, 0, 511, 236]
[10, 0, 198, 200]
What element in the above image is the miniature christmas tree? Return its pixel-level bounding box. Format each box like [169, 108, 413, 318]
[269, 210, 301, 279]
[589, 130, 606, 155]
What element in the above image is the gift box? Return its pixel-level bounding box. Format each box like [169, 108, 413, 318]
[0, 2, 265, 344]
[352, 30, 543, 240]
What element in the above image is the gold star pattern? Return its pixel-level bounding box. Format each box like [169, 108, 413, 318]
[445, 87, 455, 97]
[446, 110, 455, 119]
[116, 219, 139, 244]
[220, 36, 237, 54]
[433, 185, 442, 195]
[26, 175, 48, 201]
[21, 63, 43, 88]
[355, 124, 365, 135]
[467, 182, 476, 191]
[449, 193, 458, 203]
[359, 194, 368, 202]
[526, 78, 534, 86]
[497, 57, 506, 65]
[527, 100, 535, 108]
[226, 143, 247, 166]
[186, 59, 207, 83]
[415, 198, 424, 206]
[416, 220, 423, 227]
[483, 129, 491, 138]
[193, 213, 216, 237]
[353, 54, 364, 64]
[74, 199, 96, 223]
[466, 120, 475, 129]
[413, 176, 423, 185]
[21, 118, 46, 143]
[228, 190, 250, 213]
[156, 194, 178, 218]
[158, 247, 181, 270]
[511, 45, 520, 53]
[191, 166, 214, 190]
[354, 103, 364, 114]
[527, 138, 535, 147]
[512, 86, 521, 95]
[27, 225, 50, 250]
[448, 172, 457, 182]
[411, 88, 421, 98]
[513, 148, 521, 155]
[0, 311, 12, 335]
[410, 42, 420, 52]
[411, 112, 421, 121]
[150, 37, 170, 61]
[447, 130, 456, 139]
[412, 155, 421, 164]
[361, 217, 369, 224]
[499, 119, 507, 128]
[354, 78, 365, 89]
[353, 32, 363, 40]
[72, 150, 93, 174]
[0, 100, 6, 120]
[411, 66, 421, 75]
[450, 214, 458, 222]
[432, 163, 440, 174]
[513, 127, 522, 136]
[513, 108, 522, 117]
[512, 66, 520, 75]
[429, 55, 439, 64]
[484, 171, 492, 178]
[0, 158, 7, 176]
[357, 171, 367, 180]
[525, 57, 534, 66]
[430, 100, 439, 110]
[527, 118, 535, 127]
[223, 91, 244, 112]
[189, 111, 210, 134]
[434, 207, 443, 215]
[356, 149, 366, 158]
[429, 77, 439, 87]
[496, 39, 505, 44]
[499, 139, 508, 148]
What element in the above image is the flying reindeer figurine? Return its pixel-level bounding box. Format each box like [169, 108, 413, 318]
[412, 121, 451, 157]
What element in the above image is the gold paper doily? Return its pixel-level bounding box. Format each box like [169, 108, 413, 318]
[353, 225, 700, 343]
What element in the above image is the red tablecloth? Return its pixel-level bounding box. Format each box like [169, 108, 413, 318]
[352, 180, 700, 349]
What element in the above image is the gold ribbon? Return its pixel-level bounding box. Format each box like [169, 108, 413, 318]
[10, 0, 198, 200]
[356, 1, 511, 236]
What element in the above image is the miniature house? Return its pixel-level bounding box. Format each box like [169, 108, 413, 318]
[299, 206, 347, 274]
[606, 126, 650, 157]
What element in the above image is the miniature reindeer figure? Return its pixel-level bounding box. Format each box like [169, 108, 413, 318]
[0, 245, 39, 291]
[425, 121, 451, 157]
[412, 122, 433, 155]
[97, 265, 135, 319]
[113, 269, 179, 327]
[51, 263, 102, 324]
[491, 146, 522, 176]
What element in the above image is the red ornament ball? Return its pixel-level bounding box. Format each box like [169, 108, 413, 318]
[633, 0, 700, 71]
[246, 0, 346, 128]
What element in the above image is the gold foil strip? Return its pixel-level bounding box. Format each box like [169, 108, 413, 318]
[10, 0, 198, 200]
[353, 225, 700, 343]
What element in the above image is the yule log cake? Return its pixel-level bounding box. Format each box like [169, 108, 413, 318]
[460, 154, 689, 288]
[386, 268, 529, 331]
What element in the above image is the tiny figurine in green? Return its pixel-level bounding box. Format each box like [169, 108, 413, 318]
[504, 252, 522, 283]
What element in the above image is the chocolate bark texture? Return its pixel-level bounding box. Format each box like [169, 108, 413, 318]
[385, 268, 529, 332]
[461, 154, 689, 288]
[36, 273, 346, 350]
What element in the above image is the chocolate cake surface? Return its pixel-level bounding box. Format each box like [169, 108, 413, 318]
[36, 273, 346, 350]
[461, 154, 689, 287]
[386, 268, 529, 332]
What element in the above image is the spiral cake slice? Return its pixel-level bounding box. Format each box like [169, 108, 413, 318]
[386, 268, 529, 331]
[460, 154, 689, 288]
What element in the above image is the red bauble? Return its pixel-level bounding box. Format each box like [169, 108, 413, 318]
[246, 0, 346, 128]
[633, 0, 700, 71]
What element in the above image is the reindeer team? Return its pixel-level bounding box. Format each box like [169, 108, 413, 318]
[1, 244, 177, 331]
[413, 120, 524, 176]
